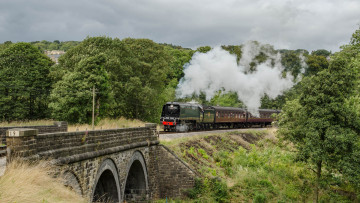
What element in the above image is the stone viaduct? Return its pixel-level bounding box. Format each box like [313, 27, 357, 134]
[5, 123, 196, 202]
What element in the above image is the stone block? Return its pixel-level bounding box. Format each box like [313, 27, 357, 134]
[53, 121, 67, 127]
[145, 123, 157, 128]
[6, 128, 38, 137]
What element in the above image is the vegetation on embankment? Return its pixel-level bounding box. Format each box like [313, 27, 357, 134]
[0, 160, 87, 203]
[161, 129, 357, 202]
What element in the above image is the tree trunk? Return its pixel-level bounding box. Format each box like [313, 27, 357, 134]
[315, 160, 322, 203]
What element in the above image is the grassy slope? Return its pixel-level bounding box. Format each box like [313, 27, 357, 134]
[0, 160, 87, 203]
[161, 129, 353, 202]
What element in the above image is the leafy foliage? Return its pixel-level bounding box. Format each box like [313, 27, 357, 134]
[0, 43, 54, 121]
[51, 37, 178, 123]
[280, 50, 305, 79]
[278, 27, 360, 200]
[30, 40, 81, 51]
[311, 49, 332, 57]
[304, 55, 329, 76]
[196, 46, 211, 53]
[49, 54, 111, 124]
[221, 45, 242, 63]
[210, 91, 244, 107]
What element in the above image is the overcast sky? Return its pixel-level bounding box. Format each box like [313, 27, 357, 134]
[0, 0, 359, 52]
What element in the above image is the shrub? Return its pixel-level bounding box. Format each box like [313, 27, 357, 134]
[253, 192, 266, 203]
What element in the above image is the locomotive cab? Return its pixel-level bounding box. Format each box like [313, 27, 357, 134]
[160, 103, 180, 131]
[160, 102, 203, 132]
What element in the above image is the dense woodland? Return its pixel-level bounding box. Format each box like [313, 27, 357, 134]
[0, 28, 359, 202]
[0, 36, 332, 123]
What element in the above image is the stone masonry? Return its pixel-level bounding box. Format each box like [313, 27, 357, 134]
[148, 144, 197, 199]
[6, 124, 196, 202]
[0, 121, 67, 145]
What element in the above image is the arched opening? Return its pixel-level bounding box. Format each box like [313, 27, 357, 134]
[124, 160, 147, 201]
[93, 169, 119, 203]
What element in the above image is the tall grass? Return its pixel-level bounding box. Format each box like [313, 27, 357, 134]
[0, 160, 87, 203]
[67, 117, 146, 131]
[0, 120, 55, 127]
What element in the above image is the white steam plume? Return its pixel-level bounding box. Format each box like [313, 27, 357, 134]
[176, 41, 295, 116]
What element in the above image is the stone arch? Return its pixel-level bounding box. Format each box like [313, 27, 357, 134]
[62, 170, 82, 195]
[92, 159, 121, 203]
[123, 150, 149, 201]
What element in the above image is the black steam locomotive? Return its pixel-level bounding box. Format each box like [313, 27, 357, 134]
[160, 102, 280, 132]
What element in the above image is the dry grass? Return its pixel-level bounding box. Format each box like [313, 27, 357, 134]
[68, 117, 147, 132]
[264, 127, 278, 141]
[0, 160, 87, 203]
[0, 120, 55, 127]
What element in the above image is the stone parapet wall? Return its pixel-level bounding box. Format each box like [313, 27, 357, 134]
[0, 121, 68, 145]
[6, 123, 158, 160]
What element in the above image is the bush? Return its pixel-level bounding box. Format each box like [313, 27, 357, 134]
[253, 192, 266, 203]
[211, 178, 229, 202]
[186, 178, 204, 199]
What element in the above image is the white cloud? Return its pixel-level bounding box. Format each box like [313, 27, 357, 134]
[0, 0, 359, 51]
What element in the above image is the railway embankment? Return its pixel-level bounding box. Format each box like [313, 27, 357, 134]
[160, 128, 336, 202]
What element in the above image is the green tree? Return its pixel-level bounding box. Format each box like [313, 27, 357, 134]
[196, 46, 212, 53]
[278, 29, 360, 201]
[54, 37, 172, 122]
[121, 38, 171, 121]
[48, 42, 59, 50]
[0, 41, 12, 51]
[221, 45, 242, 64]
[164, 45, 194, 83]
[281, 51, 304, 79]
[49, 54, 111, 124]
[311, 49, 331, 57]
[304, 55, 329, 76]
[210, 91, 244, 107]
[0, 43, 54, 121]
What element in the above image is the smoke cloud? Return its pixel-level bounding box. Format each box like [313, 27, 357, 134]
[176, 41, 295, 116]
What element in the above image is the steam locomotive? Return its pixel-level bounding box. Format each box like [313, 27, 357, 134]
[160, 102, 280, 132]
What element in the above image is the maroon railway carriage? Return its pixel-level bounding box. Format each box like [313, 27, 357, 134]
[211, 106, 247, 128]
[246, 109, 280, 127]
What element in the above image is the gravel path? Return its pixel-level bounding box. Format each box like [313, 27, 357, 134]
[0, 157, 6, 177]
[159, 127, 267, 141]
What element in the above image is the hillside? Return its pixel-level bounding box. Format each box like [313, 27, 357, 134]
[161, 129, 356, 202]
